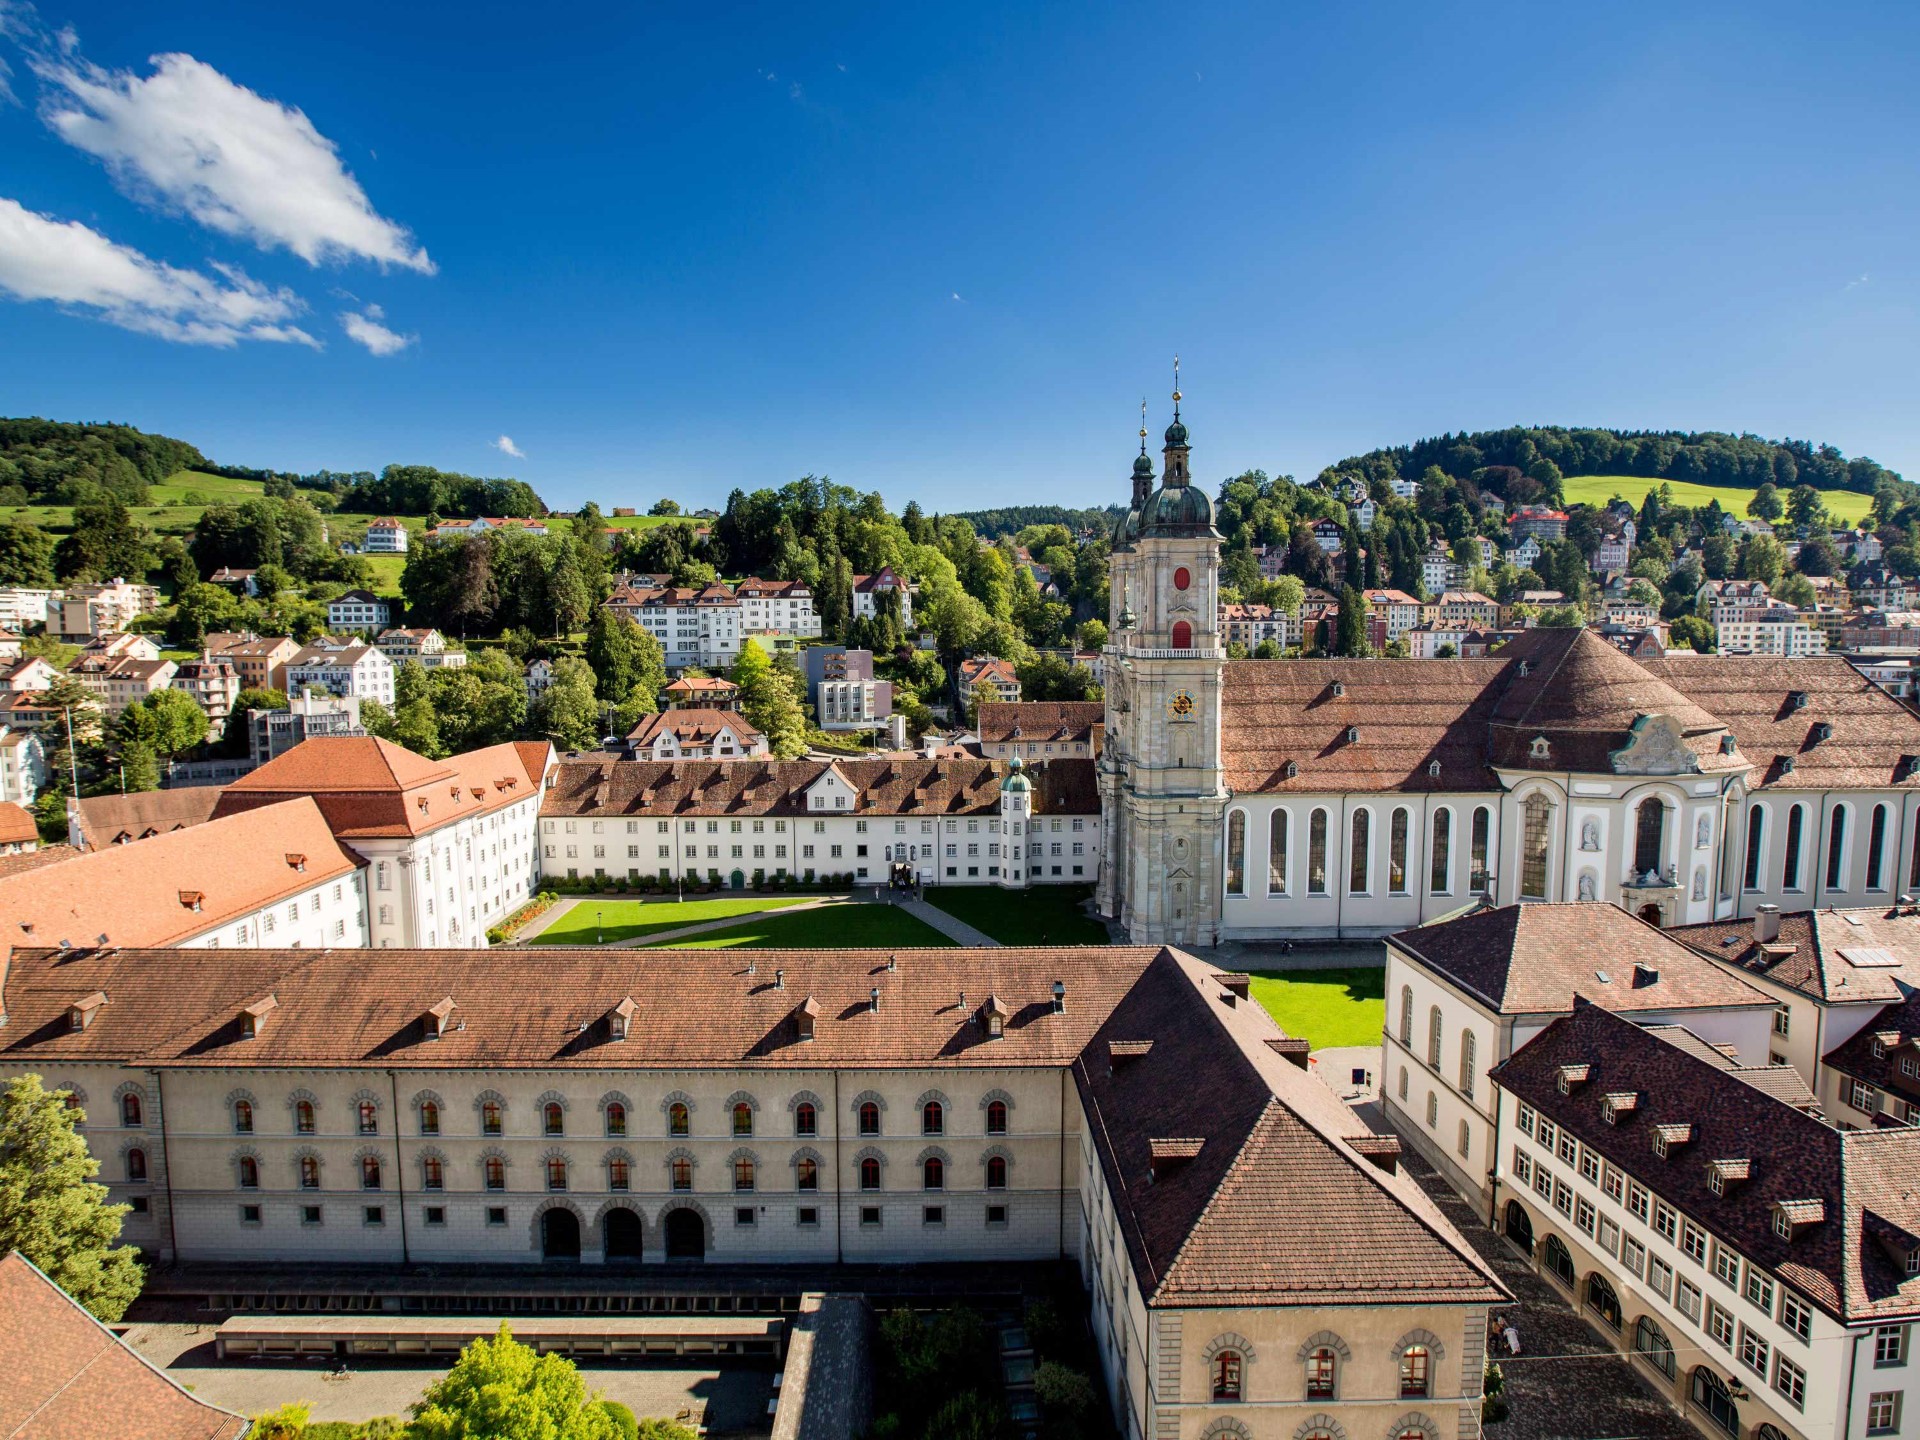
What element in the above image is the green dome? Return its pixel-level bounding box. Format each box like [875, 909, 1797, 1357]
[1140, 481, 1217, 538]
[1110, 506, 1135, 550]
[1164, 419, 1189, 446]
[1133, 452, 1154, 478]
[1002, 755, 1032, 793]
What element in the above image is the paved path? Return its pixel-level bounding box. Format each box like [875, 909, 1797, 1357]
[891, 894, 1001, 947]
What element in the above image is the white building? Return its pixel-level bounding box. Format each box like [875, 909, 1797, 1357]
[1218, 603, 1300, 651]
[0, 588, 58, 631]
[376, 628, 468, 669]
[604, 582, 742, 670]
[624, 709, 768, 762]
[1362, 588, 1425, 642]
[1719, 613, 1829, 657]
[286, 640, 397, 706]
[170, 656, 241, 731]
[732, 578, 821, 638]
[850, 567, 915, 627]
[0, 725, 48, 806]
[54, 579, 158, 639]
[327, 590, 393, 633]
[214, 735, 550, 949]
[362, 518, 410, 554]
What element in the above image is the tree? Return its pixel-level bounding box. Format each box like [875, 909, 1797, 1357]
[1668, 615, 1714, 652]
[1774, 572, 1817, 608]
[647, 498, 682, 516]
[537, 656, 601, 752]
[0, 517, 56, 585]
[1748, 483, 1783, 521]
[0, 1074, 145, 1321]
[54, 495, 149, 581]
[1333, 586, 1369, 656]
[117, 688, 209, 759]
[1787, 484, 1827, 536]
[1074, 618, 1107, 652]
[1740, 534, 1787, 587]
[116, 740, 161, 792]
[1537, 604, 1587, 628]
[731, 639, 808, 758]
[585, 610, 664, 709]
[410, 1323, 620, 1440]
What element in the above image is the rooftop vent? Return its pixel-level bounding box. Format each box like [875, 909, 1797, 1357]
[1720, 734, 1737, 755]
[1517, 660, 1531, 677]
[1753, 905, 1781, 944]
[1813, 722, 1835, 743]
[1051, 979, 1066, 1014]
[426, 996, 457, 1039]
[1788, 690, 1808, 709]
[869, 986, 880, 1013]
[1265, 1036, 1311, 1070]
[66, 990, 107, 1031]
[1780, 756, 1797, 775]
[1345, 1133, 1401, 1175]
[773, 968, 785, 990]
[1148, 1137, 1205, 1180]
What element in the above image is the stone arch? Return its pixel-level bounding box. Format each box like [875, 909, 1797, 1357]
[349, 1086, 382, 1113]
[416, 1143, 446, 1170]
[849, 1089, 888, 1113]
[660, 1089, 696, 1115]
[787, 1089, 825, 1114]
[599, 1090, 633, 1115]
[284, 1087, 317, 1114]
[541, 1145, 572, 1166]
[472, 1088, 507, 1115]
[534, 1089, 571, 1112]
[225, 1086, 258, 1109]
[978, 1088, 1015, 1113]
[1292, 1419, 1346, 1440]
[478, 1144, 510, 1170]
[726, 1146, 760, 1168]
[528, 1195, 586, 1253]
[914, 1088, 951, 1112]
[1201, 1331, 1257, 1363]
[790, 1145, 824, 1172]
[602, 1145, 634, 1167]
[230, 1146, 261, 1185]
[53, 1080, 87, 1109]
[979, 1143, 1013, 1168]
[916, 1145, 952, 1168]
[1295, 1331, 1351, 1363]
[723, 1089, 760, 1114]
[411, 1088, 444, 1109]
[1390, 1329, 1445, 1365]
[592, 1196, 646, 1228]
[112, 1079, 149, 1107]
[1383, 1416, 1437, 1440]
[664, 1146, 697, 1185]
[117, 1138, 149, 1178]
[290, 1145, 322, 1185]
[1200, 1422, 1252, 1440]
[853, 1145, 889, 1169]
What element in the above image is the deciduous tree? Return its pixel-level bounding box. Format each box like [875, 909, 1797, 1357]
[410, 1323, 620, 1440]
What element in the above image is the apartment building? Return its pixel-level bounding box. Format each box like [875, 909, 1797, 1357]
[0, 725, 48, 806]
[1217, 602, 1300, 651]
[69, 651, 177, 717]
[976, 701, 1103, 761]
[1362, 588, 1425, 642]
[624, 709, 769, 761]
[801, 648, 894, 732]
[326, 590, 393, 633]
[424, 517, 552, 542]
[54, 578, 159, 639]
[169, 656, 241, 731]
[362, 517, 410, 553]
[206, 633, 299, 696]
[1718, 613, 1830, 658]
[603, 582, 743, 670]
[1510, 507, 1569, 542]
[1430, 591, 1500, 630]
[376, 627, 468, 669]
[733, 577, 822, 637]
[286, 639, 397, 706]
[959, 657, 1021, 710]
[0, 587, 58, 631]
[851, 567, 915, 627]
[249, 691, 366, 767]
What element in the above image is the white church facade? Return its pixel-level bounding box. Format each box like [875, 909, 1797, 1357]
[1098, 393, 1920, 945]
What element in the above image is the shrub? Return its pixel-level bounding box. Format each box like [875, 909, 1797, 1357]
[250, 1404, 312, 1440]
[353, 1421, 407, 1440]
[634, 1420, 697, 1440]
[601, 1400, 639, 1438]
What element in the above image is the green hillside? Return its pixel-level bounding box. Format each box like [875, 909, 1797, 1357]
[1558, 474, 1873, 526]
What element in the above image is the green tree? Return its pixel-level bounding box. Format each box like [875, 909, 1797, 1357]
[410, 1323, 620, 1440]
[248, 1403, 311, 1440]
[1740, 534, 1787, 587]
[584, 610, 665, 709]
[116, 740, 161, 792]
[647, 499, 682, 516]
[117, 687, 210, 759]
[537, 657, 601, 752]
[1537, 603, 1587, 628]
[731, 639, 807, 758]
[1333, 586, 1369, 656]
[0, 517, 56, 585]
[1787, 484, 1827, 535]
[1074, 618, 1107, 652]
[1668, 615, 1715, 652]
[0, 1074, 145, 1321]
[1748, 483, 1783, 521]
[1774, 572, 1817, 608]
[54, 495, 150, 581]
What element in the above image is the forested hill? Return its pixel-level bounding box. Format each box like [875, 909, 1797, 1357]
[949, 504, 1120, 539]
[1332, 426, 1903, 497]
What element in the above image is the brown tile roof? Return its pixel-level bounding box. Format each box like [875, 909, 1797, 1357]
[1492, 998, 1920, 1322]
[976, 701, 1103, 745]
[1671, 906, 1920, 1004]
[1390, 902, 1771, 1015]
[1821, 990, 1920, 1103]
[215, 736, 538, 838]
[1638, 1025, 1820, 1109]
[0, 843, 76, 880]
[1076, 951, 1506, 1308]
[0, 799, 36, 846]
[539, 756, 1097, 819]
[74, 788, 222, 848]
[664, 676, 740, 694]
[627, 708, 763, 746]
[959, 657, 1018, 686]
[0, 1252, 248, 1439]
[0, 798, 357, 983]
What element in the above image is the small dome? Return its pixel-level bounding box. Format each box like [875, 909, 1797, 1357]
[1133, 452, 1155, 478]
[1110, 507, 1133, 549]
[1140, 481, 1217, 538]
[1164, 419, 1189, 447]
[1002, 755, 1032, 793]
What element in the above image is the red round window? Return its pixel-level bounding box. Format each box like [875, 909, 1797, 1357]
[1173, 567, 1190, 591]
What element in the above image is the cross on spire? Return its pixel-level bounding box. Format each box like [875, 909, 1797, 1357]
[1172, 355, 1182, 417]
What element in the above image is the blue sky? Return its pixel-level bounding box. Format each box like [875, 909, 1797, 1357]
[1, 1, 1915, 513]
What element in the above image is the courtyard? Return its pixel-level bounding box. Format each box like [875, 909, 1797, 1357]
[1245, 964, 1386, 1050]
[921, 883, 1110, 945]
[528, 894, 819, 945]
[642, 900, 956, 949]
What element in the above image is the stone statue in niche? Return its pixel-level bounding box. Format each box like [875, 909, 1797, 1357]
[1695, 814, 1712, 849]
[1579, 819, 1601, 852]
[1578, 872, 1597, 901]
[1691, 868, 1707, 901]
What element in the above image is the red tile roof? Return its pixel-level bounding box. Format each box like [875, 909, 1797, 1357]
[74, 788, 222, 848]
[1671, 905, 1920, 1004]
[215, 736, 539, 838]
[976, 701, 1103, 746]
[0, 799, 37, 846]
[627, 708, 763, 746]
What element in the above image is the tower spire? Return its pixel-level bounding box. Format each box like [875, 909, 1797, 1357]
[1172, 355, 1181, 420]
[1139, 398, 1148, 457]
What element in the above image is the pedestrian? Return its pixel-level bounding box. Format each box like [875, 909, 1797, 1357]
[1504, 1321, 1521, 1356]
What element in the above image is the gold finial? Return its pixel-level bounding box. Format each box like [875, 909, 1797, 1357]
[1172, 354, 1182, 411]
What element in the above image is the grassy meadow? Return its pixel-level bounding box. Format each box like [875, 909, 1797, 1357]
[1557, 473, 1873, 525]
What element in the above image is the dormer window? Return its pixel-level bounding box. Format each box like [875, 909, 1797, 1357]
[1601, 1092, 1638, 1124]
[426, 996, 456, 1039]
[285, 853, 306, 872]
[796, 996, 818, 1042]
[67, 991, 107, 1031]
[1284, 761, 1298, 779]
[983, 996, 1007, 1038]
[178, 890, 204, 912]
[1556, 1063, 1590, 1095]
[1530, 735, 1552, 760]
[610, 996, 636, 1040]
[240, 994, 277, 1039]
[1331, 681, 1345, 698]
[1428, 760, 1442, 777]
[1346, 725, 1360, 744]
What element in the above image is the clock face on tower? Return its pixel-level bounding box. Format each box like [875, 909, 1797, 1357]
[1169, 689, 1195, 719]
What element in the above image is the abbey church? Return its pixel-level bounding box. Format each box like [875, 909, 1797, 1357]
[1097, 391, 1920, 946]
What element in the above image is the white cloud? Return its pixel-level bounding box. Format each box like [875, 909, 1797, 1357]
[491, 434, 525, 459]
[1846, 273, 1870, 291]
[339, 306, 412, 355]
[34, 48, 433, 272]
[0, 194, 316, 346]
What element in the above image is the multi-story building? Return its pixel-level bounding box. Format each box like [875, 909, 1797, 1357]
[976, 702, 1103, 761]
[1510, 507, 1569, 543]
[69, 651, 177, 717]
[801, 648, 894, 732]
[376, 627, 468, 669]
[0, 587, 58, 631]
[1504, 535, 1543, 570]
[206, 633, 299, 696]
[603, 582, 742, 670]
[540, 754, 1096, 889]
[958, 657, 1020, 711]
[733, 578, 821, 637]
[1362, 588, 1425, 642]
[248, 691, 366, 767]
[214, 735, 550, 948]
[1421, 542, 1455, 596]
[0, 800, 37, 855]
[1591, 536, 1631, 573]
[286, 639, 397, 706]
[326, 590, 393, 633]
[0, 944, 1505, 1440]
[69, 788, 222, 850]
[0, 724, 48, 806]
[423, 517, 552, 542]
[362, 517, 410, 553]
[1852, 566, 1916, 612]
[170, 656, 241, 731]
[1217, 602, 1300, 651]
[663, 676, 740, 709]
[624, 709, 768, 762]
[54, 578, 159, 639]
[1718, 613, 1829, 657]
[1698, 580, 1774, 631]
[1491, 998, 1920, 1440]
[1381, 902, 1777, 1204]
[851, 567, 914, 627]
[1430, 591, 1499, 630]
[0, 653, 60, 698]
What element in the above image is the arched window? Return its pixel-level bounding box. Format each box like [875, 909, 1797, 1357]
[605, 1102, 626, 1136]
[986, 1101, 1008, 1136]
[419, 1100, 440, 1135]
[1521, 794, 1553, 898]
[1425, 1091, 1438, 1127]
[732, 1102, 754, 1136]
[1633, 1315, 1676, 1379]
[859, 1157, 881, 1191]
[986, 1155, 1008, 1190]
[670, 1156, 692, 1191]
[922, 1101, 944, 1135]
[1543, 1233, 1575, 1287]
[1744, 807, 1765, 890]
[1869, 804, 1889, 889]
[1689, 1366, 1740, 1437]
[547, 1157, 568, 1191]
[1399, 985, 1414, 1047]
[294, 1099, 315, 1135]
[794, 1101, 817, 1135]
[1211, 1349, 1242, 1401]
[1457, 1118, 1471, 1158]
[544, 1102, 566, 1136]
[1585, 1271, 1622, 1329]
[668, 1101, 690, 1137]
[238, 1156, 259, 1189]
[361, 1155, 381, 1190]
[1268, 810, 1288, 894]
[923, 1157, 944, 1190]
[1430, 808, 1451, 894]
[608, 1157, 629, 1191]
[1171, 620, 1192, 649]
[1305, 1345, 1337, 1398]
[1469, 806, 1492, 892]
[1427, 1006, 1443, 1067]
[1225, 810, 1246, 896]
[422, 1156, 444, 1191]
[1783, 804, 1806, 890]
[1349, 809, 1371, 893]
[126, 1147, 147, 1182]
[233, 1099, 253, 1134]
[1400, 1344, 1430, 1397]
[1460, 1030, 1477, 1098]
[734, 1157, 755, 1191]
[1826, 806, 1848, 890]
[120, 1093, 142, 1128]
[1307, 808, 1329, 894]
[859, 1101, 881, 1136]
[484, 1156, 506, 1191]
[1389, 807, 1410, 893]
[299, 1155, 320, 1190]
[796, 1157, 819, 1191]
[481, 1100, 503, 1136]
[1633, 798, 1665, 877]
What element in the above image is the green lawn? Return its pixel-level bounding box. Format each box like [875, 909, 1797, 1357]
[1246, 966, 1385, 1050]
[922, 884, 1109, 945]
[530, 894, 816, 945]
[1558, 473, 1872, 525]
[602, 513, 697, 531]
[646, 902, 957, 949]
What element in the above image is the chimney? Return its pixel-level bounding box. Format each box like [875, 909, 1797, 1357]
[773, 968, 785, 990]
[1754, 905, 1781, 944]
[869, 986, 880, 1013]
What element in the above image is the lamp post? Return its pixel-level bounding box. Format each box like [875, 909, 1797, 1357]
[596, 908, 603, 945]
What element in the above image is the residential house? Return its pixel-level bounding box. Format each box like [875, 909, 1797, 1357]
[1591, 536, 1631, 574]
[733, 577, 822, 637]
[54, 578, 158, 638]
[0, 724, 47, 806]
[286, 639, 397, 706]
[1218, 602, 1299, 651]
[958, 656, 1021, 710]
[1312, 518, 1347, 555]
[1362, 588, 1425, 643]
[1421, 541, 1454, 596]
[624, 708, 769, 761]
[1698, 579, 1775, 631]
[69, 651, 177, 717]
[205, 632, 299, 696]
[976, 701, 1103, 761]
[801, 648, 894, 732]
[0, 799, 37, 855]
[423, 516, 552, 542]
[207, 566, 260, 596]
[1504, 535, 1543, 570]
[326, 589, 393, 633]
[604, 581, 743, 670]
[1431, 591, 1500, 630]
[663, 676, 740, 709]
[362, 517, 410, 553]
[851, 567, 916, 627]
[170, 656, 241, 731]
[376, 627, 468, 669]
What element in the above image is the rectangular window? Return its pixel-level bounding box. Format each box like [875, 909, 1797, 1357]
[424, 1207, 446, 1227]
[240, 1204, 263, 1225]
[1852, 1079, 1881, 1114]
[1596, 1215, 1620, 1255]
[797, 1206, 819, 1227]
[1773, 1353, 1806, 1409]
[1557, 1132, 1576, 1165]
[1648, 1255, 1674, 1301]
[1620, 1234, 1646, 1278]
[487, 1207, 507, 1227]
[1579, 1148, 1600, 1184]
[923, 1205, 945, 1227]
[1743, 1267, 1775, 1314]
[301, 1204, 322, 1226]
[735, 1206, 756, 1227]
[1576, 1196, 1596, 1235]
[1677, 1277, 1703, 1322]
[1517, 1103, 1536, 1136]
[1536, 1118, 1557, 1151]
[1876, 1325, 1909, 1367]
[1713, 1245, 1741, 1288]
[986, 1204, 1008, 1226]
[859, 1206, 881, 1228]
[1513, 1149, 1532, 1186]
[364, 1205, 385, 1227]
[1627, 1183, 1650, 1222]
[1602, 1164, 1623, 1203]
[1682, 1221, 1708, 1264]
[1738, 1324, 1769, 1378]
[1781, 1289, 1813, 1342]
[1706, 1300, 1735, 1349]
[1868, 1392, 1901, 1434]
[1532, 1164, 1553, 1201]
[1654, 1201, 1678, 1243]
[1553, 1179, 1573, 1217]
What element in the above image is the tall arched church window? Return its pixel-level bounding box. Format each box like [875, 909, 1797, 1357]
[1429, 809, 1451, 894]
[1633, 799, 1664, 878]
[1389, 808, 1410, 894]
[1469, 807, 1491, 892]
[1521, 794, 1553, 899]
[1783, 804, 1805, 890]
[1744, 807, 1765, 890]
[1307, 809, 1329, 895]
[1225, 811, 1246, 896]
[1349, 809, 1371, 894]
[1826, 806, 1848, 890]
[1267, 811, 1288, 895]
[1868, 804, 1889, 890]
[1170, 620, 1192, 649]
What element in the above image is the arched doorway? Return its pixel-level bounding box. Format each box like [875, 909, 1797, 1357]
[730, 869, 745, 890]
[663, 1207, 705, 1260]
[1503, 1199, 1533, 1250]
[1638, 903, 1663, 926]
[1687, 1366, 1739, 1437]
[541, 1207, 581, 1261]
[1542, 1233, 1575, 1288]
[1584, 1272, 1623, 1330]
[604, 1207, 643, 1262]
